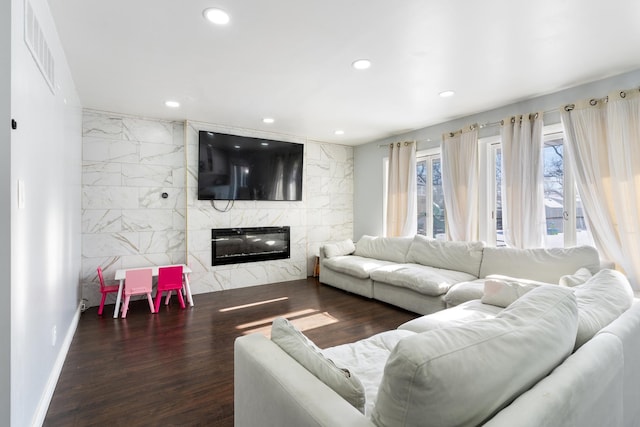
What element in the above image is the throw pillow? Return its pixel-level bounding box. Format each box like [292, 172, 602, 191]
[573, 269, 634, 350]
[323, 239, 356, 258]
[559, 267, 593, 287]
[270, 317, 366, 413]
[372, 285, 578, 427]
[481, 279, 539, 308]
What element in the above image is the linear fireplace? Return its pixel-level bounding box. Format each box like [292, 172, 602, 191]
[211, 226, 290, 266]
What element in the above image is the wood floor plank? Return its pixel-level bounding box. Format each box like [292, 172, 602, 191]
[44, 278, 417, 426]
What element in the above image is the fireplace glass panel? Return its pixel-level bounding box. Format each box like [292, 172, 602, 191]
[211, 226, 290, 266]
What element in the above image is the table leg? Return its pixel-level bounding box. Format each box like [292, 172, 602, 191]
[113, 279, 124, 318]
[184, 274, 194, 307]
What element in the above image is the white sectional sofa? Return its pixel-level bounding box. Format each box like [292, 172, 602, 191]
[235, 269, 640, 427]
[319, 234, 603, 314]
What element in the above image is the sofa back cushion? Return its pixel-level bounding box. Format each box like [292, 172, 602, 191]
[405, 234, 485, 277]
[573, 269, 634, 350]
[371, 285, 578, 427]
[479, 245, 600, 283]
[353, 235, 412, 263]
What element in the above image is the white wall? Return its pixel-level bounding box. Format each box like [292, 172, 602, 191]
[354, 68, 640, 240]
[81, 113, 353, 307]
[1, 1, 12, 424]
[10, 0, 83, 425]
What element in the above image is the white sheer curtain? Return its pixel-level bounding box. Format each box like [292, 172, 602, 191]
[441, 128, 479, 241]
[561, 89, 640, 289]
[386, 141, 417, 237]
[500, 113, 546, 248]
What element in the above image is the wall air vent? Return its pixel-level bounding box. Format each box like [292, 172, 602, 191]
[24, 0, 55, 93]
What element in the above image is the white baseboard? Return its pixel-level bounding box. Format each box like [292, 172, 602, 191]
[31, 303, 81, 427]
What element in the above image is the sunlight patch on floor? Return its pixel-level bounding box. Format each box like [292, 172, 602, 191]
[219, 296, 289, 312]
[238, 310, 339, 337]
[237, 309, 317, 330]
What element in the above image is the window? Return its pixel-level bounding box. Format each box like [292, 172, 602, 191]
[416, 154, 445, 239]
[484, 126, 594, 248]
[543, 133, 594, 247]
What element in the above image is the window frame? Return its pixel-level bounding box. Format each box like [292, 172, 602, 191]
[479, 135, 501, 246]
[542, 127, 579, 247]
[415, 148, 442, 239]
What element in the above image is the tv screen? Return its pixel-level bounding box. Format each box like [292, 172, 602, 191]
[198, 131, 304, 201]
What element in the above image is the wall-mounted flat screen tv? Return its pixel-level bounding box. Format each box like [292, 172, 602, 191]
[198, 131, 304, 201]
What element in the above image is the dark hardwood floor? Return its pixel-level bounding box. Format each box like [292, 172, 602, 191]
[44, 278, 417, 426]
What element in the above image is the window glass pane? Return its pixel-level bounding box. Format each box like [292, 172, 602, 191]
[416, 159, 427, 236]
[432, 159, 445, 239]
[544, 138, 564, 248]
[495, 148, 505, 246]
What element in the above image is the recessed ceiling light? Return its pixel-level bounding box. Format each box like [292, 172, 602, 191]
[165, 100, 180, 108]
[261, 142, 269, 146]
[352, 59, 371, 70]
[439, 90, 455, 98]
[262, 117, 275, 124]
[203, 8, 230, 25]
[334, 130, 345, 135]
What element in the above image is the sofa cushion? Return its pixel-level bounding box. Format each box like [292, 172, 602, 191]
[322, 329, 415, 416]
[323, 239, 356, 258]
[270, 317, 366, 413]
[371, 285, 578, 427]
[559, 267, 593, 287]
[573, 269, 634, 350]
[323, 256, 395, 279]
[479, 245, 600, 283]
[398, 300, 502, 333]
[481, 279, 541, 308]
[370, 263, 476, 297]
[353, 235, 413, 263]
[405, 234, 485, 277]
[443, 279, 486, 306]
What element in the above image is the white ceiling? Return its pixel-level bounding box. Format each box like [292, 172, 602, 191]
[47, 0, 640, 145]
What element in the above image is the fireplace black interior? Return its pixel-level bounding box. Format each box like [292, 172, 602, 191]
[211, 226, 290, 266]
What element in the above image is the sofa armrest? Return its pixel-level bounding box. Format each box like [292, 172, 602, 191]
[234, 334, 374, 427]
[484, 333, 624, 427]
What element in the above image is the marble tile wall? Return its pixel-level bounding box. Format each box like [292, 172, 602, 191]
[81, 110, 187, 307]
[81, 110, 353, 307]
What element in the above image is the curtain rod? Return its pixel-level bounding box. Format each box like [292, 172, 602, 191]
[473, 107, 560, 130]
[377, 108, 560, 147]
[378, 139, 429, 148]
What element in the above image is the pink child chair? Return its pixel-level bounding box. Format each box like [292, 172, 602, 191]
[164, 264, 190, 305]
[97, 266, 120, 316]
[121, 269, 155, 318]
[154, 265, 185, 312]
